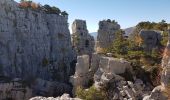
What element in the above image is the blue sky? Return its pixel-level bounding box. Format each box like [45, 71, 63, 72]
[15, 0, 170, 33]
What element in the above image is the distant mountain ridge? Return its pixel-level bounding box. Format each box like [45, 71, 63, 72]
[90, 32, 98, 40]
[123, 27, 136, 36]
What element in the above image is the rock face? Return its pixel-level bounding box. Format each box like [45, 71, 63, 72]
[0, 0, 76, 99]
[30, 94, 81, 100]
[143, 86, 167, 100]
[143, 30, 170, 100]
[93, 57, 154, 100]
[70, 55, 90, 89]
[139, 30, 162, 52]
[72, 20, 95, 55]
[161, 30, 170, 88]
[98, 57, 132, 75]
[96, 20, 120, 53]
[0, 78, 32, 100]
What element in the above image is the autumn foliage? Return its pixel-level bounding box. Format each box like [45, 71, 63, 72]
[19, 1, 39, 9]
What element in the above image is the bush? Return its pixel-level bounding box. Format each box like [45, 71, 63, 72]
[19, 1, 41, 10]
[76, 86, 107, 100]
[43, 5, 61, 15]
[61, 11, 68, 17]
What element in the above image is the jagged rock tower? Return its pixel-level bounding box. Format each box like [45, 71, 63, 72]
[72, 19, 95, 56]
[96, 20, 120, 53]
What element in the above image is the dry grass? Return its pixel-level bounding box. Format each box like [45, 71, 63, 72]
[163, 85, 170, 99]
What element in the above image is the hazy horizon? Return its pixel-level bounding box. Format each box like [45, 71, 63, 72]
[15, 0, 170, 33]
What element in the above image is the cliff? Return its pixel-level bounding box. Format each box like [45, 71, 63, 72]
[0, 0, 76, 99]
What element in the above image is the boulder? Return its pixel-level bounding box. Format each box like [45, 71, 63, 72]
[99, 57, 132, 74]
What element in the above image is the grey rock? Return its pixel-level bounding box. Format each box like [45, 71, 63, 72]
[161, 30, 170, 88]
[143, 86, 167, 100]
[30, 93, 82, 100]
[139, 30, 162, 52]
[0, 0, 76, 99]
[72, 19, 95, 56]
[113, 93, 119, 100]
[127, 81, 134, 88]
[96, 20, 120, 53]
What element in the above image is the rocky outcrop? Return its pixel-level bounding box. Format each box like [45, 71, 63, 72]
[70, 55, 90, 90]
[0, 0, 76, 99]
[0, 78, 32, 100]
[161, 30, 170, 88]
[72, 19, 95, 55]
[30, 94, 81, 100]
[139, 30, 162, 52]
[93, 57, 151, 100]
[143, 30, 170, 100]
[96, 20, 120, 53]
[69, 54, 161, 100]
[143, 86, 167, 100]
[70, 53, 136, 98]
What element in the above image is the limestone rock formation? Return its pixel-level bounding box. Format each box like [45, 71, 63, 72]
[139, 30, 162, 52]
[143, 30, 170, 100]
[143, 86, 167, 100]
[93, 57, 155, 100]
[98, 57, 132, 74]
[70, 55, 90, 89]
[72, 19, 95, 55]
[0, 78, 32, 100]
[30, 94, 81, 100]
[70, 53, 139, 99]
[96, 20, 120, 53]
[161, 30, 170, 88]
[93, 57, 152, 100]
[0, 0, 76, 99]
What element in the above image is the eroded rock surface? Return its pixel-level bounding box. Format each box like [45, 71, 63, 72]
[0, 0, 76, 99]
[139, 30, 162, 52]
[30, 94, 81, 100]
[72, 19, 95, 55]
[96, 20, 120, 53]
[161, 30, 170, 88]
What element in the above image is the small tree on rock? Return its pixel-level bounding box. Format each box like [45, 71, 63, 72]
[61, 11, 68, 16]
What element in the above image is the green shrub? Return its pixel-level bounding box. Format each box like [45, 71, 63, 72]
[43, 5, 61, 15]
[76, 86, 107, 100]
[61, 11, 68, 17]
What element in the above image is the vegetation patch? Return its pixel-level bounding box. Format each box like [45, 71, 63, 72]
[19, 0, 68, 16]
[76, 86, 107, 100]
